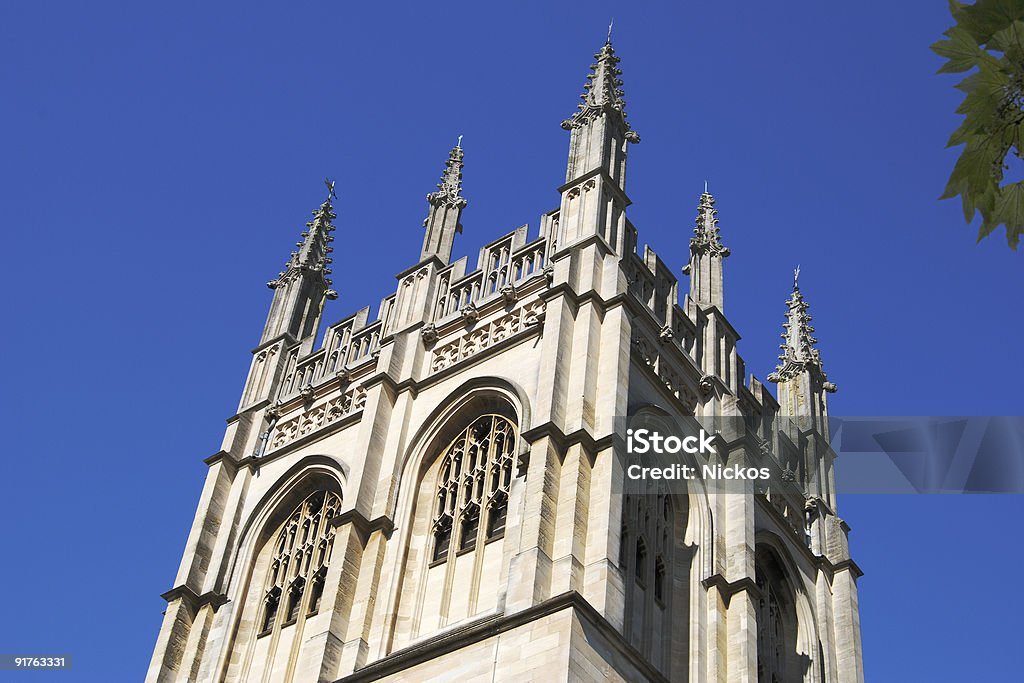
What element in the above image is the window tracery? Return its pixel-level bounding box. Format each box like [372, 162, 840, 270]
[621, 491, 674, 669]
[258, 490, 340, 635]
[755, 552, 797, 683]
[430, 415, 516, 564]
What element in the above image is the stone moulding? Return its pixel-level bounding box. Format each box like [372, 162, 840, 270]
[333, 591, 669, 683]
[430, 298, 547, 374]
[269, 384, 367, 451]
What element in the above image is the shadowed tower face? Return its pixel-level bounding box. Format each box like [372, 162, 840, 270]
[147, 34, 863, 683]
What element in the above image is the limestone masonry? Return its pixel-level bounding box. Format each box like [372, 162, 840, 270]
[148, 36, 864, 683]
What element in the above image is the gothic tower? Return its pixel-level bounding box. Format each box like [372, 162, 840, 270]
[148, 36, 864, 683]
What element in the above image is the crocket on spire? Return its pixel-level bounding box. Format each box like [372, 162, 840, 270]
[767, 272, 837, 392]
[561, 34, 639, 143]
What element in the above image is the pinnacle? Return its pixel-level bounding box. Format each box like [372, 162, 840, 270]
[427, 143, 467, 209]
[768, 274, 835, 391]
[267, 186, 337, 292]
[562, 37, 639, 142]
[690, 188, 730, 257]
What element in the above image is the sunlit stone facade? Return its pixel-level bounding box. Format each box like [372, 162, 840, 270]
[148, 37, 864, 683]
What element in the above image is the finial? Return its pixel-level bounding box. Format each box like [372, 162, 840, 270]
[793, 265, 801, 290]
[607, 19, 613, 44]
[704, 179, 709, 193]
[324, 177, 338, 203]
[457, 134, 463, 149]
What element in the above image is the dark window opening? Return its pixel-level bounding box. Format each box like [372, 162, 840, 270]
[654, 557, 666, 602]
[635, 539, 648, 587]
[487, 497, 507, 539]
[460, 511, 479, 552]
[433, 524, 452, 562]
[261, 589, 280, 634]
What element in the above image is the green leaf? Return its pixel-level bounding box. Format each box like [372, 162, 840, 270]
[959, 0, 1024, 43]
[936, 0, 1024, 249]
[991, 181, 1024, 247]
[989, 19, 1024, 57]
[957, 176, 996, 222]
[932, 26, 985, 73]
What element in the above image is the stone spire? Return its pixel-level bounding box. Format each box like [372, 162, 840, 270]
[420, 141, 467, 265]
[260, 182, 338, 345]
[683, 186, 730, 309]
[559, 35, 639, 192]
[768, 270, 837, 420]
[561, 37, 639, 144]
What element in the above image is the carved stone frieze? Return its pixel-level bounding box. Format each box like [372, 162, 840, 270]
[270, 385, 367, 450]
[430, 299, 547, 374]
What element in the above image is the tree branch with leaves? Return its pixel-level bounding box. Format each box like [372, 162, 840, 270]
[933, 0, 1024, 249]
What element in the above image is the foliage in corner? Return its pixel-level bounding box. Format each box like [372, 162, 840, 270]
[933, 0, 1024, 249]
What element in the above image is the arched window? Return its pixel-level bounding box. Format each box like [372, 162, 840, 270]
[756, 567, 786, 683]
[622, 491, 674, 671]
[430, 415, 516, 564]
[755, 549, 799, 683]
[258, 490, 340, 636]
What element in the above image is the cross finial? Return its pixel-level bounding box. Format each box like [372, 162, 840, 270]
[457, 134, 463, 149]
[794, 265, 801, 289]
[324, 177, 337, 203]
[607, 19, 613, 44]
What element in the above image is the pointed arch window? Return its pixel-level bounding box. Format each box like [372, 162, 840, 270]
[258, 490, 340, 636]
[622, 491, 675, 670]
[430, 415, 516, 564]
[755, 552, 798, 683]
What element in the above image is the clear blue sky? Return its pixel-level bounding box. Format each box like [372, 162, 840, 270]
[1, 2, 1021, 681]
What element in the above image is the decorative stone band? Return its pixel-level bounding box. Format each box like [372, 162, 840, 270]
[270, 384, 367, 450]
[430, 298, 547, 374]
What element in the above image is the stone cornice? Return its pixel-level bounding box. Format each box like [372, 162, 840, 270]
[330, 510, 395, 540]
[395, 256, 443, 280]
[332, 591, 668, 683]
[249, 332, 297, 356]
[203, 450, 240, 475]
[159, 585, 229, 612]
[225, 398, 270, 425]
[556, 168, 633, 208]
[701, 574, 760, 606]
[549, 230, 617, 261]
[520, 421, 615, 455]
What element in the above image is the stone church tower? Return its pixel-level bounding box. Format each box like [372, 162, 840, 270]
[148, 36, 864, 683]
